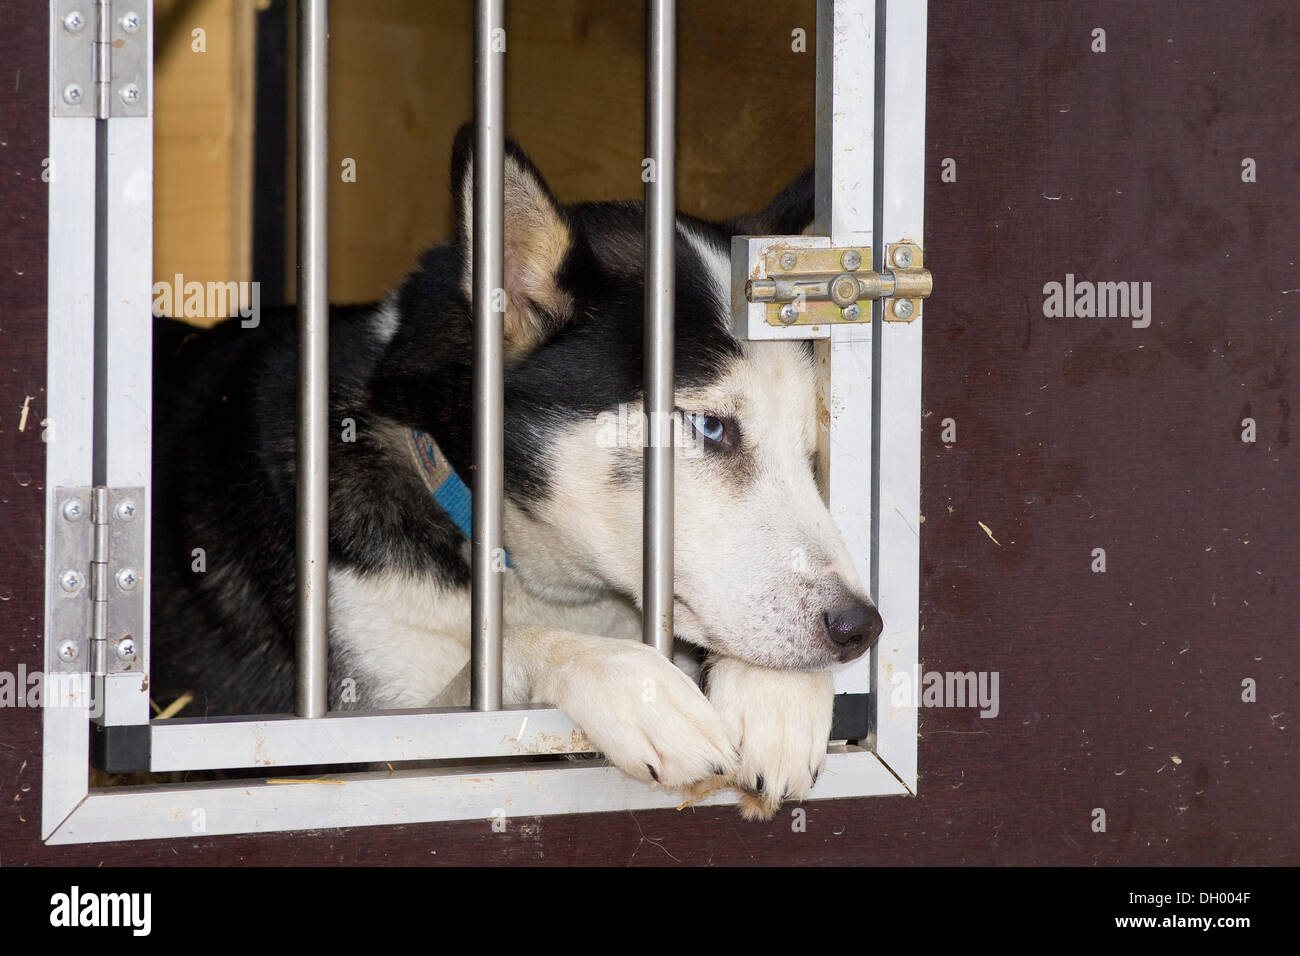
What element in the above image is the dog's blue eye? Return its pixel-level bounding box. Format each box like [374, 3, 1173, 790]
[688, 413, 726, 444]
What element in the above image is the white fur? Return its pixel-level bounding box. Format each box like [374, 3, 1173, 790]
[523, 627, 738, 787]
[678, 220, 734, 328]
[329, 551, 644, 709]
[329, 564, 737, 787]
[516, 341, 861, 671]
[704, 658, 834, 820]
[371, 296, 400, 345]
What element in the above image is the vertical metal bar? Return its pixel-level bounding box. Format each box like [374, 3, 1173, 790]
[470, 0, 505, 710]
[295, 0, 330, 718]
[643, 0, 676, 658]
[816, 0, 877, 696]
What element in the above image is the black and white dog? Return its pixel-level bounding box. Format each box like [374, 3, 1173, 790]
[151, 128, 882, 819]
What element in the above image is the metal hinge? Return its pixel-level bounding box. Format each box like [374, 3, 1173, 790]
[52, 1, 149, 119]
[49, 487, 145, 676]
[732, 235, 932, 340]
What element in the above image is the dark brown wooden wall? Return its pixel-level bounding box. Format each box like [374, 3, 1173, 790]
[1, 1, 1295, 865]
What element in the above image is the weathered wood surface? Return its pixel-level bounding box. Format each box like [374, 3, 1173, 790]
[0, 0, 1294, 864]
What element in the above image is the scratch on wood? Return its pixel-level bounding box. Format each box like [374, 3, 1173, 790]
[628, 811, 681, 864]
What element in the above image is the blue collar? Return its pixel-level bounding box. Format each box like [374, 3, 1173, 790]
[406, 428, 512, 567]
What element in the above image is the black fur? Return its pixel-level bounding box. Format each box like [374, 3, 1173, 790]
[724, 167, 815, 237]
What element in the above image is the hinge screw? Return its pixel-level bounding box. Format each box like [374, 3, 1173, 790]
[57, 641, 79, 664]
[120, 11, 142, 34]
[62, 83, 84, 105]
[892, 246, 914, 269]
[116, 636, 137, 661]
[62, 498, 85, 521]
[115, 567, 141, 591]
[841, 249, 862, 271]
[62, 10, 86, 33]
[59, 569, 84, 593]
[778, 303, 799, 324]
[779, 252, 798, 271]
[892, 298, 915, 319]
[119, 84, 142, 106]
[115, 499, 138, 521]
[842, 304, 862, 321]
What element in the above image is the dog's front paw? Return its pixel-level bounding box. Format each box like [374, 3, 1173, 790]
[706, 657, 834, 821]
[546, 641, 739, 790]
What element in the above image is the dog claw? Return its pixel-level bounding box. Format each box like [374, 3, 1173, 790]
[647, 764, 659, 783]
[754, 774, 765, 794]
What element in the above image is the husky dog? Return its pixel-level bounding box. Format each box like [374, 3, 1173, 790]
[151, 128, 882, 820]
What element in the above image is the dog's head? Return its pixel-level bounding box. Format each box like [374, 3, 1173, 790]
[395, 131, 882, 670]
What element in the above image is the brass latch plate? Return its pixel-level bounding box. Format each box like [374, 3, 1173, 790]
[730, 235, 932, 340]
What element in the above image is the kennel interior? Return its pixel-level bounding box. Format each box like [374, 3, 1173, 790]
[40, 0, 925, 843]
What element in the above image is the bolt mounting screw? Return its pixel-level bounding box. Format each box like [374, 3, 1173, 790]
[892, 246, 914, 268]
[842, 304, 862, 321]
[892, 298, 915, 319]
[841, 249, 862, 271]
[778, 303, 799, 324]
[779, 252, 798, 271]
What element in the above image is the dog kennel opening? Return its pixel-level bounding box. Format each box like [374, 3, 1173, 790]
[42, 0, 925, 843]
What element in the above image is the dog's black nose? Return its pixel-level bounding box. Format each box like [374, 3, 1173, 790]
[824, 601, 884, 660]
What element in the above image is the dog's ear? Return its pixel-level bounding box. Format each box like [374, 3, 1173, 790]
[725, 167, 815, 236]
[451, 123, 575, 359]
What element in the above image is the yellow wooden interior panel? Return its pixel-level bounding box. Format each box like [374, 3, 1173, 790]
[154, 0, 817, 312]
[153, 0, 256, 326]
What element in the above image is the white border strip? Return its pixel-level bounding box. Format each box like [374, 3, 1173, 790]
[98, 58, 155, 727]
[817, 0, 876, 697]
[48, 748, 906, 844]
[43, 1, 97, 839]
[150, 707, 594, 771]
[871, 0, 926, 790]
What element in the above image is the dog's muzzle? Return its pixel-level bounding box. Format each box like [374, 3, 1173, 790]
[823, 600, 884, 662]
